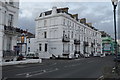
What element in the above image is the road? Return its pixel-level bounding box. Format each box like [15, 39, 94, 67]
[2, 56, 115, 79]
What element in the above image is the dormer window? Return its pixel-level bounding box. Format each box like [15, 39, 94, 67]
[5, 2, 8, 4]
[9, 0, 14, 5]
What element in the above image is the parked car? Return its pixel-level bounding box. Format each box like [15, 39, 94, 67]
[100, 54, 105, 57]
[17, 54, 24, 61]
[84, 53, 90, 58]
[114, 54, 120, 62]
[26, 52, 39, 59]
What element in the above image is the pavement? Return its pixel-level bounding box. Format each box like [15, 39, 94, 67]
[0, 59, 42, 66]
[2, 56, 116, 79]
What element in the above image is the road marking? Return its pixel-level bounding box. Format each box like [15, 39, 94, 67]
[51, 63, 57, 66]
[87, 61, 94, 63]
[64, 63, 81, 68]
[16, 70, 43, 76]
[16, 68, 59, 77]
[67, 58, 85, 62]
[16, 62, 57, 76]
[4, 64, 44, 72]
[26, 68, 58, 78]
[75, 58, 85, 60]
[5, 62, 57, 73]
[97, 75, 104, 80]
[15, 65, 26, 68]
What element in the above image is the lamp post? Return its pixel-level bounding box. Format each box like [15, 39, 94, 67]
[111, 0, 118, 72]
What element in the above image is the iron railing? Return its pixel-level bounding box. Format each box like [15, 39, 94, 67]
[84, 41, 89, 46]
[62, 35, 70, 42]
[74, 39, 80, 44]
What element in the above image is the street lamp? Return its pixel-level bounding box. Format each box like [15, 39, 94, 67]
[111, 0, 118, 73]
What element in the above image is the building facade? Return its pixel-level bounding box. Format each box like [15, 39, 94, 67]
[0, 0, 20, 61]
[101, 31, 115, 55]
[15, 31, 35, 56]
[35, 7, 102, 59]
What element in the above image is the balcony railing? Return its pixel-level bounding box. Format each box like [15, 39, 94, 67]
[74, 51, 80, 54]
[4, 25, 16, 34]
[74, 39, 80, 44]
[3, 50, 17, 58]
[97, 43, 101, 46]
[84, 41, 89, 46]
[4, 25, 26, 35]
[62, 35, 70, 42]
[91, 43, 94, 47]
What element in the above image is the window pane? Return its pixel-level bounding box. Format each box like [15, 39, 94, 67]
[44, 32, 47, 38]
[39, 44, 41, 51]
[8, 14, 13, 26]
[9, 0, 14, 5]
[45, 44, 47, 52]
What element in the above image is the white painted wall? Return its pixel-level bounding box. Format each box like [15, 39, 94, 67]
[0, 1, 19, 61]
[35, 7, 102, 58]
[27, 38, 37, 54]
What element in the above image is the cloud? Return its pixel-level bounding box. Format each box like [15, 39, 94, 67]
[100, 20, 112, 23]
[18, 2, 116, 38]
[19, 0, 112, 2]
[18, 16, 35, 33]
[19, 9, 32, 18]
[69, 2, 115, 38]
[18, 2, 52, 33]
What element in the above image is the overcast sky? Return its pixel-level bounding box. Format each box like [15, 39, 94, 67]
[18, 0, 120, 38]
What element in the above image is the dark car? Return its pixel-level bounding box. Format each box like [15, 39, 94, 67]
[114, 54, 120, 62]
[17, 54, 24, 61]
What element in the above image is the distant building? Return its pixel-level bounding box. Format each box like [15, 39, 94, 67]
[17, 31, 35, 56]
[0, 0, 20, 62]
[100, 31, 115, 55]
[27, 37, 36, 53]
[35, 7, 102, 59]
[117, 39, 120, 53]
[26, 33, 36, 54]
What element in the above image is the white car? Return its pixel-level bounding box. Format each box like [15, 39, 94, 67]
[84, 54, 90, 58]
[26, 52, 39, 59]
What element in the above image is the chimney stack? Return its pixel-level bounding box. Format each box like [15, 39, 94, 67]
[52, 6, 57, 15]
[72, 14, 78, 20]
[80, 18, 86, 24]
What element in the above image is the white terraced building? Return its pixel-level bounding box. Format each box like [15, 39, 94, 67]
[0, 0, 19, 62]
[35, 7, 102, 59]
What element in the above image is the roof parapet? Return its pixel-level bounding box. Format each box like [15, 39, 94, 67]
[86, 23, 92, 27]
[58, 7, 69, 13]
